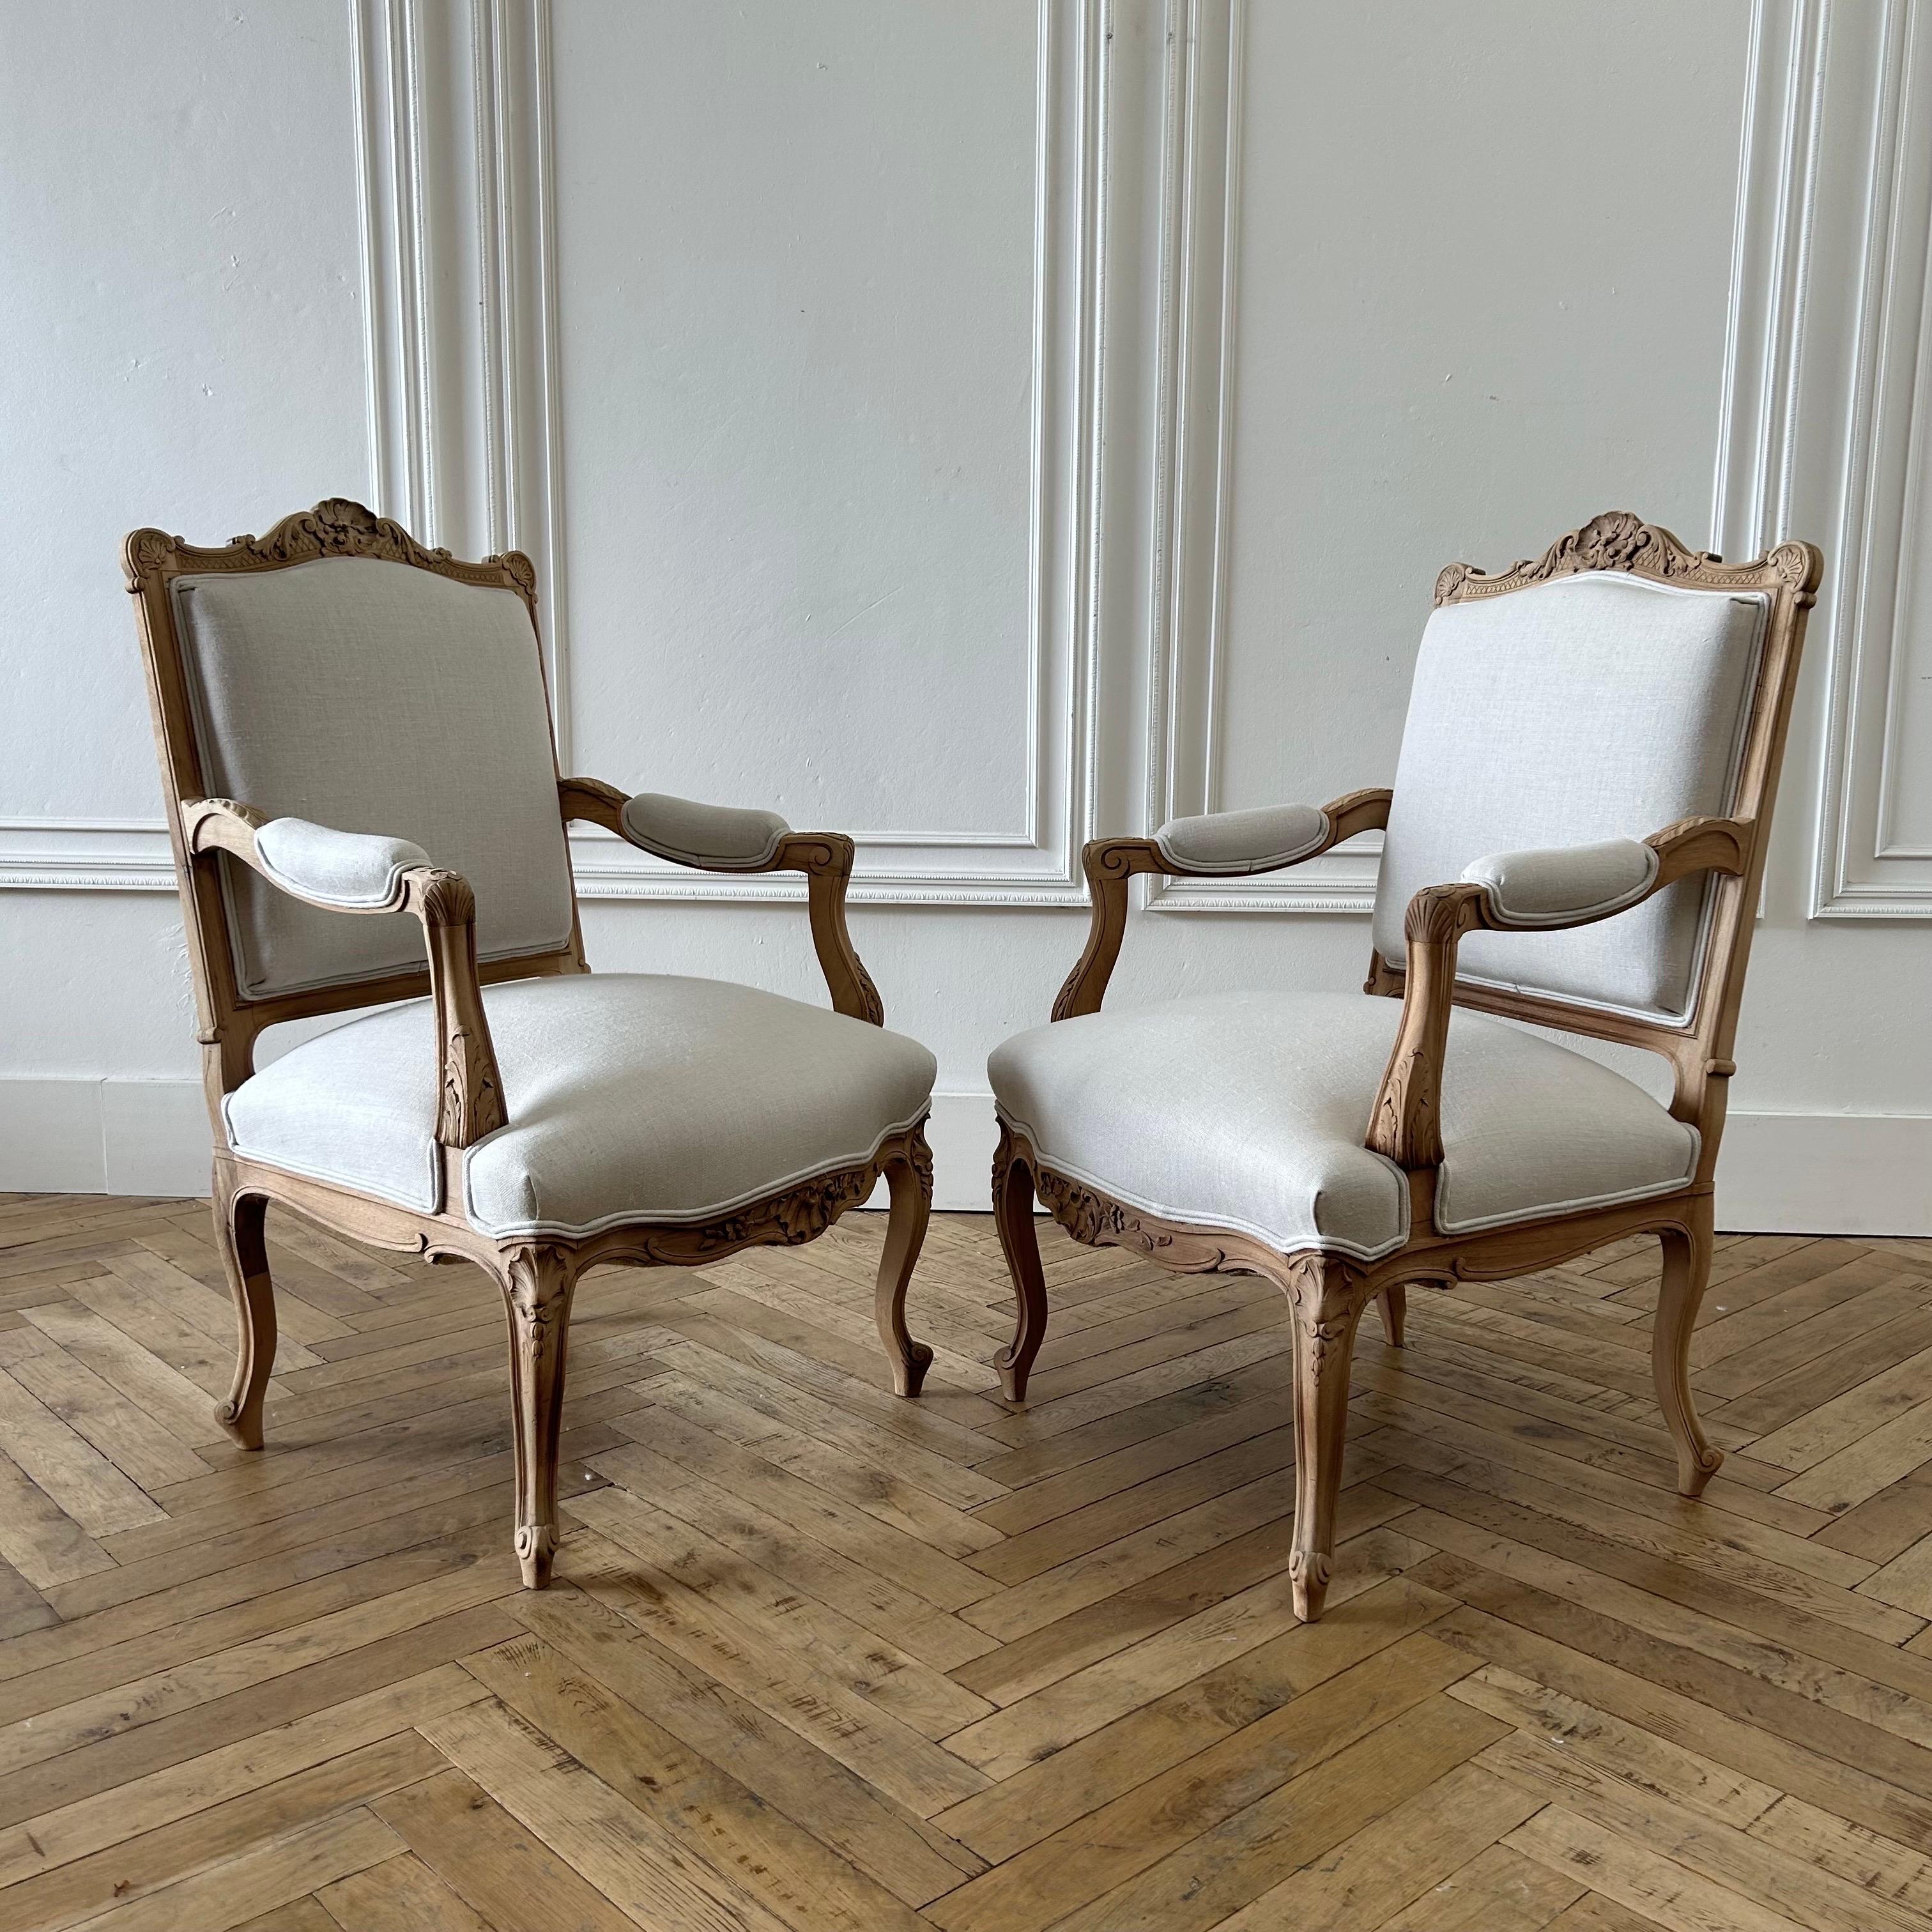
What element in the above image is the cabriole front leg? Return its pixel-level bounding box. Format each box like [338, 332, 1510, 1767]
[211, 1162, 275, 1450]
[497, 1243, 578, 1588]
[1284, 1255, 1369, 1623]
[875, 1127, 935, 1397]
[1654, 1199, 1723, 1497]
[991, 1126, 1049, 1402]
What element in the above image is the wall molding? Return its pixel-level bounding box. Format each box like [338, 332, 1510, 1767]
[1712, 0, 1828, 564]
[5, 1, 1113, 908]
[469, 0, 1109, 907]
[1138, 0, 1381, 917]
[565, 0, 1112, 905]
[522, 0, 1111, 903]
[1812, 0, 1932, 915]
[1138, 0, 1834, 922]
[0, 822, 175, 893]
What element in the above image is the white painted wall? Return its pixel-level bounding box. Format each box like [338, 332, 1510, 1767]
[1, 0, 1927, 1232]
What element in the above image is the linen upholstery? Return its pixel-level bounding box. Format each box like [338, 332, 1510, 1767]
[224, 973, 937, 1236]
[1374, 573, 1768, 1021]
[171, 557, 575, 999]
[620, 792, 790, 870]
[1154, 804, 1328, 875]
[254, 818, 430, 910]
[1464, 838, 1658, 928]
[989, 990, 1698, 1260]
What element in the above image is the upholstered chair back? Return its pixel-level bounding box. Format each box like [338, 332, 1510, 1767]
[169, 553, 576, 1000]
[1372, 571, 1769, 1023]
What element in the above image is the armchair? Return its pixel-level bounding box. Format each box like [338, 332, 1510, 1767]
[981, 512, 1822, 1621]
[127, 499, 937, 1587]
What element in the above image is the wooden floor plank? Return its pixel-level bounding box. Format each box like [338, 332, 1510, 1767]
[465, 1629, 931, 1931]
[46, 1807, 402, 1932]
[371, 1768, 640, 1932]
[0, 1203, 1919, 1931]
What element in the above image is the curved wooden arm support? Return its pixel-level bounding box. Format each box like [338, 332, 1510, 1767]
[560, 778, 884, 1025]
[1050, 788, 1393, 1022]
[181, 797, 505, 1147]
[1365, 814, 1753, 1172]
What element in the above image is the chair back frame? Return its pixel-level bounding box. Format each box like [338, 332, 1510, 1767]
[1364, 512, 1823, 1176]
[124, 498, 589, 1131]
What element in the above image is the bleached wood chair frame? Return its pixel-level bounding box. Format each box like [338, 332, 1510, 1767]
[988, 514, 1822, 1621]
[126, 500, 934, 1588]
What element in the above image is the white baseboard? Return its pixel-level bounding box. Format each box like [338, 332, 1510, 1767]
[3, 1078, 1927, 1238]
[1712, 1112, 1932, 1236]
[0, 1077, 213, 1197]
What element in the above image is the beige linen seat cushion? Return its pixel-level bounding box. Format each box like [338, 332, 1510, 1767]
[225, 974, 937, 1239]
[989, 990, 1697, 1261]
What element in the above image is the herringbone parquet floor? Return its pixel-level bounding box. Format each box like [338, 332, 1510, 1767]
[0, 1193, 1928, 1931]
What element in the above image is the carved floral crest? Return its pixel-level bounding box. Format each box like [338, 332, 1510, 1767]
[1434, 510, 1818, 607]
[124, 497, 536, 601]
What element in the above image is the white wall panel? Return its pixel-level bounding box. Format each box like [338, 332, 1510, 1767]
[1, 0, 1928, 1229]
[1149, 0, 1749, 914]
[0, 0, 367, 825]
[1813, 0, 1932, 916]
[553, 2, 1036, 841]
[543, 0, 1108, 903]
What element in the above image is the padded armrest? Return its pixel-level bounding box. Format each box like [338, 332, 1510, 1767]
[1460, 838, 1660, 928]
[619, 792, 791, 871]
[254, 817, 431, 910]
[1153, 803, 1330, 877]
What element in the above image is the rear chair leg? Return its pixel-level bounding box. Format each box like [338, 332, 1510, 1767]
[991, 1126, 1049, 1402]
[1654, 1200, 1723, 1497]
[1374, 1283, 1406, 1347]
[875, 1128, 935, 1397]
[498, 1243, 578, 1588]
[211, 1166, 275, 1450]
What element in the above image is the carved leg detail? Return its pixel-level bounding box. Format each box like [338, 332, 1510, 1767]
[211, 1174, 275, 1450]
[992, 1128, 1049, 1403]
[1285, 1256, 1367, 1623]
[875, 1129, 935, 1397]
[499, 1243, 578, 1588]
[1374, 1284, 1406, 1348]
[1655, 1202, 1722, 1498]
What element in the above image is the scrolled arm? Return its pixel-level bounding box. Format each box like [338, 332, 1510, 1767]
[182, 798, 505, 1149]
[1051, 788, 1392, 1021]
[1365, 815, 1752, 1171]
[560, 777, 883, 1024]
